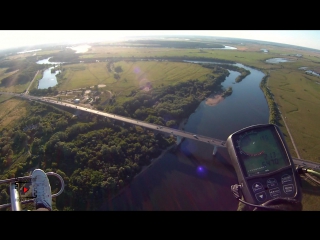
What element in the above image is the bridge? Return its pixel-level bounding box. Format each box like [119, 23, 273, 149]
[1, 91, 320, 171]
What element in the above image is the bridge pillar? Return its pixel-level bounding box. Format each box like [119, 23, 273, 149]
[176, 136, 182, 145]
[212, 145, 218, 156]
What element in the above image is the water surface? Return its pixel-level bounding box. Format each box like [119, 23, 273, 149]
[266, 58, 293, 64]
[37, 67, 61, 89]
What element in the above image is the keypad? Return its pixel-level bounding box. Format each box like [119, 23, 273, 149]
[247, 169, 296, 203]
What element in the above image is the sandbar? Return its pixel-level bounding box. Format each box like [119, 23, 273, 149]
[205, 94, 224, 106]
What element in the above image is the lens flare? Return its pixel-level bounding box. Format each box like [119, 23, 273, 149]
[196, 165, 207, 177]
[134, 67, 140, 74]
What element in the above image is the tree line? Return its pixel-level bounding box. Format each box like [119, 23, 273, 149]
[260, 74, 281, 125]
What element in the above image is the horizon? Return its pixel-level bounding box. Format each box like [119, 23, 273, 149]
[1, 30, 320, 52]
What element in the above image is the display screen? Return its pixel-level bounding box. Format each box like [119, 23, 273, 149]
[233, 125, 290, 177]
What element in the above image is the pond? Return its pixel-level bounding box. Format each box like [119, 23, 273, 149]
[36, 57, 64, 65]
[36, 57, 64, 89]
[66, 44, 91, 53]
[200, 45, 237, 50]
[266, 58, 294, 64]
[37, 67, 61, 89]
[306, 70, 320, 77]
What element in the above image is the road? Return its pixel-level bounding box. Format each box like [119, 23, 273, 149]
[280, 114, 301, 159]
[1, 91, 320, 170]
[25, 70, 39, 95]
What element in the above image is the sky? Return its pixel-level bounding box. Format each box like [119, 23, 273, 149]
[1, 30, 320, 51]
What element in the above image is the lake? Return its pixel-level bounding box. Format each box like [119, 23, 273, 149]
[66, 44, 91, 53]
[306, 70, 320, 77]
[36, 57, 64, 89]
[266, 58, 293, 64]
[200, 45, 237, 50]
[36, 57, 64, 65]
[37, 67, 61, 89]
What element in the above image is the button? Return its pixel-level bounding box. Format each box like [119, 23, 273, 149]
[267, 178, 278, 188]
[269, 187, 281, 198]
[283, 184, 294, 194]
[281, 174, 292, 184]
[255, 191, 267, 202]
[252, 182, 264, 192]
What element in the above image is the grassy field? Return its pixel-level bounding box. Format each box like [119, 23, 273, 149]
[0, 98, 27, 130]
[4, 49, 61, 61]
[29, 69, 44, 90]
[80, 43, 320, 70]
[301, 176, 320, 211]
[34, 49, 61, 56]
[80, 46, 283, 69]
[0, 94, 14, 103]
[267, 67, 320, 162]
[0, 67, 30, 92]
[0, 69, 19, 83]
[58, 61, 213, 103]
[0, 82, 29, 93]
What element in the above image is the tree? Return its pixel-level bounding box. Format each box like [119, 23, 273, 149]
[166, 120, 177, 127]
[31, 138, 41, 155]
[114, 73, 120, 80]
[114, 66, 123, 73]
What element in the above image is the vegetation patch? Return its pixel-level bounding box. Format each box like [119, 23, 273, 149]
[0, 98, 27, 130]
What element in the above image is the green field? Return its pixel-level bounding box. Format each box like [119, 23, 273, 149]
[0, 68, 32, 93]
[267, 67, 320, 162]
[58, 61, 213, 103]
[0, 82, 29, 93]
[0, 69, 19, 83]
[0, 98, 27, 130]
[29, 70, 43, 91]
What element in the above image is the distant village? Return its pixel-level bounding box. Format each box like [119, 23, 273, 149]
[53, 85, 107, 108]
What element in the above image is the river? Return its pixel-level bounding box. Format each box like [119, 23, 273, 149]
[100, 62, 269, 211]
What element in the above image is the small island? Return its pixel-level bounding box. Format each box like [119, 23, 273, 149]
[200, 63, 250, 83]
[222, 86, 233, 97]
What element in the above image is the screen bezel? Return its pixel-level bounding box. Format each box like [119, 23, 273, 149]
[232, 124, 292, 178]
